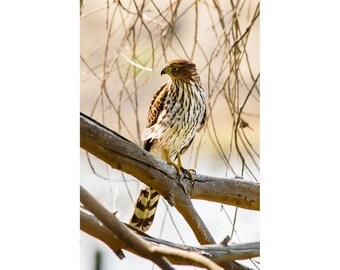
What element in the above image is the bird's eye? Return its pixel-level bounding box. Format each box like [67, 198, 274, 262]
[172, 67, 178, 72]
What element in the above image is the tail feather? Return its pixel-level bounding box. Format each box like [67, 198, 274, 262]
[130, 187, 160, 232]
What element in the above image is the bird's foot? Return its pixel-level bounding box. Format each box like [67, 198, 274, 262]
[166, 157, 182, 175]
[170, 162, 196, 185]
[163, 150, 196, 184]
[175, 153, 196, 184]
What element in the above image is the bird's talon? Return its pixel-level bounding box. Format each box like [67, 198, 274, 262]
[184, 168, 196, 184]
[188, 168, 196, 174]
[164, 150, 196, 184]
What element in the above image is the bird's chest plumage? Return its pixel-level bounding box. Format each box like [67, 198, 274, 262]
[151, 81, 206, 158]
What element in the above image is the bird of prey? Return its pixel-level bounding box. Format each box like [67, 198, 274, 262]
[130, 59, 206, 232]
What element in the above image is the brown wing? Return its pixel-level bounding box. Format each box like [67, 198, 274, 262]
[143, 83, 169, 151]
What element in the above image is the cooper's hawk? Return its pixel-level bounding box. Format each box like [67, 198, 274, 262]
[130, 59, 206, 232]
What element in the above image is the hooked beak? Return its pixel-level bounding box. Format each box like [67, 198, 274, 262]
[161, 68, 167, 76]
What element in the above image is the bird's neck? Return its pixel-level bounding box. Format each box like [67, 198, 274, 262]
[171, 76, 202, 89]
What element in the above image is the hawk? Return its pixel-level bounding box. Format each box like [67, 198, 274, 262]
[130, 59, 206, 232]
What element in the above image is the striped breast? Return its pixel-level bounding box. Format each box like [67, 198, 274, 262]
[142, 79, 206, 158]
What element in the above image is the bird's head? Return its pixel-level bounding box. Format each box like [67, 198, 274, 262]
[161, 59, 199, 82]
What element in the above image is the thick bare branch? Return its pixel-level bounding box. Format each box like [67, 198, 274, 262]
[80, 210, 126, 259]
[80, 185, 175, 270]
[80, 112, 259, 210]
[81, 187, 224, 270]
[80, 113, 215, 245]
[81, 210, 259, 268]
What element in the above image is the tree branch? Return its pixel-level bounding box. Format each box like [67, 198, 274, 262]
[81, 186, 224, 270]
[80, 112, 259, 210]
[81, 206, 259, 268]
[80, 185, 175, 270]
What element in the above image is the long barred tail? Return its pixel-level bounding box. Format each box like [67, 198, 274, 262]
[130, 186, 160, 232]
